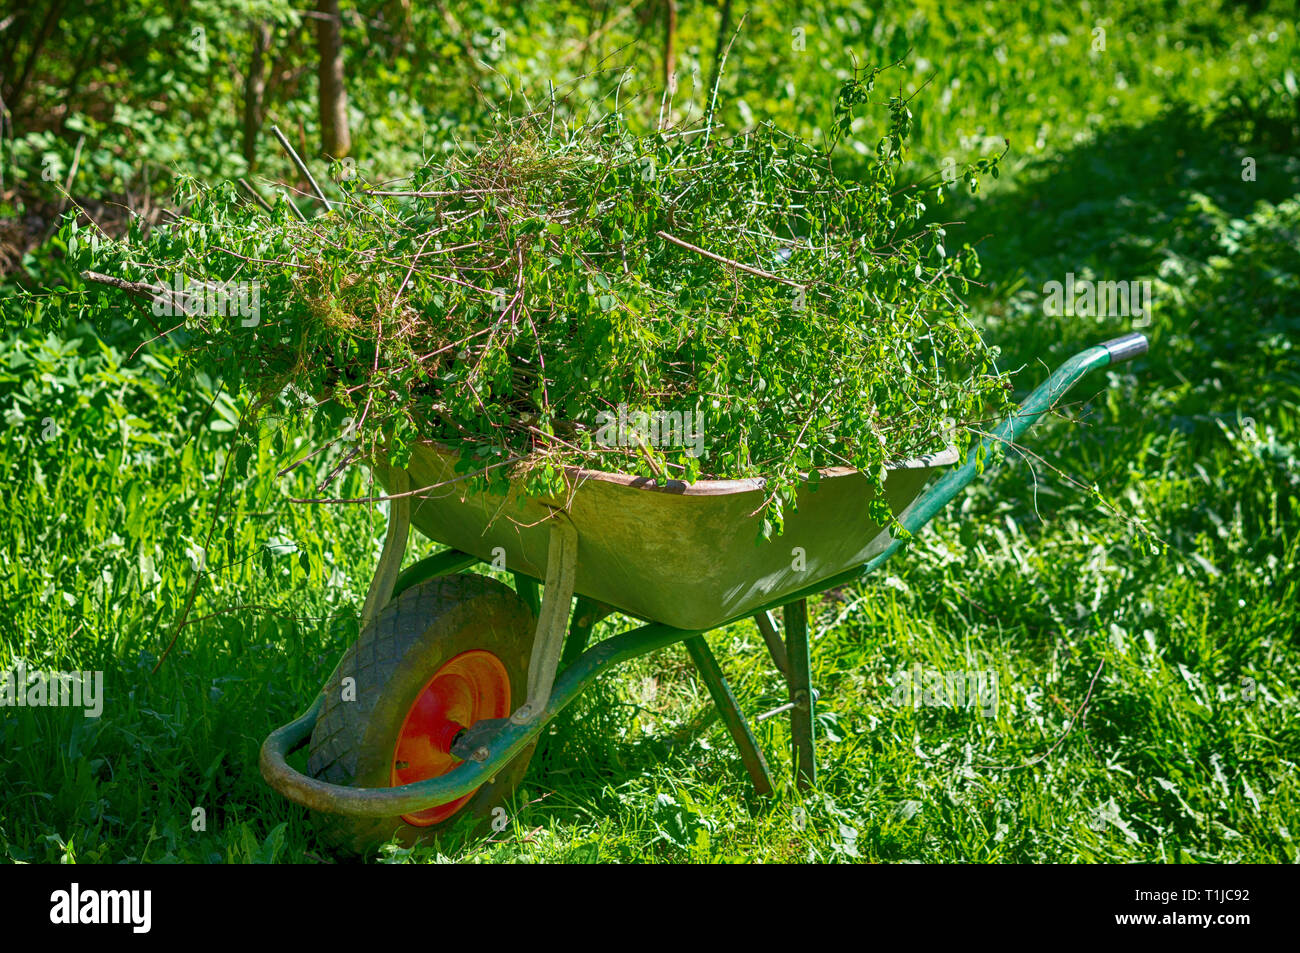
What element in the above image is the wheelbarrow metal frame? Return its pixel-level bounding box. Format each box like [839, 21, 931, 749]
[260, 332, 1148, 818]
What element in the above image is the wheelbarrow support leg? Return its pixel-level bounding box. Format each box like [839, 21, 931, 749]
[359, 470, 411, 631]
[754, 610, 789, 677]
[511, 511, 578, 725]
[785, 599, 816, 790]
[513, 573, 541, 615]
[684, 636, 774, 796]
[561, 596, 613, 670]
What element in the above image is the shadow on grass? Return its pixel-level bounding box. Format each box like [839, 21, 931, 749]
[947, 84, 1300, 369]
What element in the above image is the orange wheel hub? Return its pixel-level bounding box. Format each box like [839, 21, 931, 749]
[391, 650, 511, 826]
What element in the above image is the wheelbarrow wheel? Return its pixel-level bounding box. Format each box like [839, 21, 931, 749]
[306, 573, 537, 855]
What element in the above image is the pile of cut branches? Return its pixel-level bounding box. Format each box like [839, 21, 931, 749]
[69, 68, 1011, 535]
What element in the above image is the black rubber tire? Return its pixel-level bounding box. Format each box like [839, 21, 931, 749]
[307, 574, 536, 855]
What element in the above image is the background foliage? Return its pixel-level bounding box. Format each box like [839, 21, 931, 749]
[1, 0, 1297, 862]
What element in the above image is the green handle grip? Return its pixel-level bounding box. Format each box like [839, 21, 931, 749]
[864, 330, 1149, 573]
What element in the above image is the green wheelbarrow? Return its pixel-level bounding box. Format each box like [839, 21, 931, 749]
[260, 332, 1148, 852]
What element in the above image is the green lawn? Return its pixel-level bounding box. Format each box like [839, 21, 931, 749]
[1, 0, 1297, 863]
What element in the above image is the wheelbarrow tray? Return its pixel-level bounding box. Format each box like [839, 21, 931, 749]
[372, 443, 958, 631]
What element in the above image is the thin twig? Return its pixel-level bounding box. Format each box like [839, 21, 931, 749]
[921, 660, 1107, 773]
[51, 133, 85, 220]
[656, 230, 803, 288]
[289, 454, 523, 504]
[271, 123, 332, 210]
[237, 177, 274, 212]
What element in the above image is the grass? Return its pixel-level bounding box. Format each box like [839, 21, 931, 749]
[2, 0, 1298, 863]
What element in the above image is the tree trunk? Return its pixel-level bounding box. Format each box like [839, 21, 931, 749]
[243, 22, 273, 167]
[0, 10, 34, 86]
[663, 0, 677, 96]
[315, 0, 350, 158]
[5, 0, 65, 111]
[707, 0, 734, 105]
[59, 32, 100, 132]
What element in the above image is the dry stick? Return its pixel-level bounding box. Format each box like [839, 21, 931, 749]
[244, 175, 311, 221]
[977, 660, 1106, 772]
[290, 454, 523, 505]
[279, 187, 310, 222]
[51, 133, 85, 219]
[362, 188, 507, 197]
[338, 283, 390, 494]
[270, 123, 332, 210]
[79, 270, 169, 336]
[128, 320, 186, 361]
[390, 231, 435, 310]
[630, 430, 664, 479]
[413, 325, 493, 363]
[212, 245, 309, 270]
[237, 176, 274, 212]
[82, 267, 219, 330]
[513, 246, 550, 409]
[746, 390, 834, 518]
[656, 230, 804, 288]
[915, 660, 1106, 773]
[80, 269, 162, 299]
[276, 437, 340, 477]
[966, 422, 1164, 544]
[178, 382, 227, 457]
[316, 443, 361, 494]
[169, 602, 333, 635]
